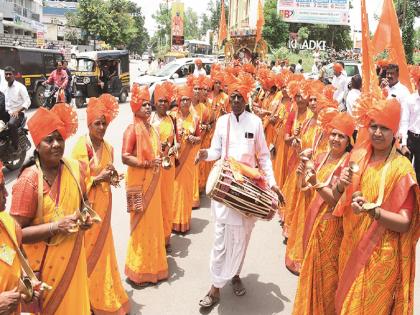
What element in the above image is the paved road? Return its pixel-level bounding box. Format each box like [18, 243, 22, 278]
[3, 61, 418, 314]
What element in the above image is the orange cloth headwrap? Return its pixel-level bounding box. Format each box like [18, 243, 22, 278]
[154, 81, 176, 103]
[409, 65, 420, 84]
[28, 103, 78, 147]
[328, 112, 356, 138]
[367, 98, 401, 134]
[130, 84, 150, 113]
[86, 93, 119, 125]
[176, 84, 193, 105]
[227, 72, 255, 100]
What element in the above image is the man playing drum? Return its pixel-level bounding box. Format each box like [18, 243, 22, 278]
[195, 72, 285, 308]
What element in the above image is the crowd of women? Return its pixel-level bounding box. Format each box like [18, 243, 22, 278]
[0, 59, 419, 315]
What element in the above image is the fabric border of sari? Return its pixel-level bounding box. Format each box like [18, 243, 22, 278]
[130, 170, 161, 234]
[43, 231, 84, 315]
[335, 173, 418, 314]
[87, 194, 112, 276]
[125, 266, 168, 285]
[172, 222, 191, 233]
[90, 300, 131, 315]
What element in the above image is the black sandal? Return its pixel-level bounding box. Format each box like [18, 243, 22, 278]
[231, 278, 246, 296]
[199, 294, 220, 308]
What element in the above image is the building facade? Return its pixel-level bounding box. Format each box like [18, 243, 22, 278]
[0, 0, 44, 35]
[42, 0, 78, 41]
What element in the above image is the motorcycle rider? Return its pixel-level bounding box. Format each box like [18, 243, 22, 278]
[2, 66, 30, 150]
[43, 60, 68, 91]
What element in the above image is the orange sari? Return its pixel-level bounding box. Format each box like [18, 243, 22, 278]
[124, 120, 168, 284]
[292, 152, 348, 314]
[0, 212, 21, 315]
[10, 159, 90, 315]
[335, 150, 419, 314]
[172, 111, 201, 232]
[72, 136, 130, 315]
[151, 114, 176, 244]
[263, 91, 283, 148]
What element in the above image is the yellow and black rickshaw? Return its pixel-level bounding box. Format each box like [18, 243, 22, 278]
[73, 50, 130, 107]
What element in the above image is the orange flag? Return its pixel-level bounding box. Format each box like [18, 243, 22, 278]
[218, 0, 227, 48]
[360, 0, 379, 94]
[255, 0, 265, 44]
[372, 0, 413, 92]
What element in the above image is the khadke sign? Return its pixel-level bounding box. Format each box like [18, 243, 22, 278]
[288, 39, 327, 50]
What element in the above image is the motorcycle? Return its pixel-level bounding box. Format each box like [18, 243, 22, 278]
[43, 85, 62, 109]
[0, 117, 31, 171]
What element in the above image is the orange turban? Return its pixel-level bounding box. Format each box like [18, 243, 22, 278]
[409, 65, 420, 83]
[376, 59, 390, 68]
[154, 81, 176, 103]
[130, 84, 150, 113]
[286, 81, 300, 99]
[227, 72, 255, 100]
[242, 63, 256, 75]
[187, 75, 206, 88]
[333, 63, 343, 73]
[28, 103, 78, 147]
[211, 70, 225, 86]
[328, 112, 355, 138]
[86, 94, 119, 126]
[176, 84, 193, 104]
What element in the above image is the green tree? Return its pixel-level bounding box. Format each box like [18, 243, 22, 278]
[208, 0, 228, 32]
[127, 2, 149, 54]
[394, 0, 418, 64]
[184, 8, 199, 40]
[199, 13, 212, 38]
[105, 0, 137, 47]
[152, 3, 171, 50]
[262, 0, 289, 50]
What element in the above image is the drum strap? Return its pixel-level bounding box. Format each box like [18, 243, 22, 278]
[225, 115, 231, 160]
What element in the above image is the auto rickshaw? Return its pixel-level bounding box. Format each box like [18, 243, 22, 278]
[73, 50, 130, 108]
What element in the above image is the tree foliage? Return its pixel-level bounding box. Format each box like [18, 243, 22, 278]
[184, 8, 199, 40]
[200, 13, 212, 39]
[126, 2, 149, 54]
[207, 0, 228, 33]
[394, 0, 418, 64]
[262, 0, 289, 50]
[70, 0, 147, 50]
[151, 3, 171, 50]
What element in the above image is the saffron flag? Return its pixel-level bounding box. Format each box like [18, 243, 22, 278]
[218, 0, 227, 48]
[360, 0, 379, 94]
[255, 0, 265, 44]
[372, 0, 413, 92]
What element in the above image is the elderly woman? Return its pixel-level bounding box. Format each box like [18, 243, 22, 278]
[10, 103, 92, 314]
[171, 85, 201, 233]
[292, 112, 355, 315]
[71, 94, 129, 314]
[150, 82, 176, 249]
[334, 97, 419, 314]
[123, 84, 168, 286]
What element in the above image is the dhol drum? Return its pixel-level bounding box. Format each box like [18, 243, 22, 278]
[206, 159, 278, 220]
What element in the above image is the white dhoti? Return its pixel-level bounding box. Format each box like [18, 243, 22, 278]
[210, 216, 255, 288]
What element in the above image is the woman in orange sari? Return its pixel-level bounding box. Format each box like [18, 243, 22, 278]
[292, 112, 355, 315]
[123, 85, 168, 286]
[280, 80, 310, 233]
[171, 85, 201, 233]
[0, 164, 24, 315]
[71, 94, 130, 314]
[285, 89, 337, 274]
[10, 103, 92, 314]
[151, 82, 177, 249]
[334, 97, 419, 314]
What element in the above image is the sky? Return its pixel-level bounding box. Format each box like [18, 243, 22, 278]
[136, 0, 419, 36]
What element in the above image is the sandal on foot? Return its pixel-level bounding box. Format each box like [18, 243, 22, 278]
[231, 278, 246, 296]
[199, 294, 220, 308]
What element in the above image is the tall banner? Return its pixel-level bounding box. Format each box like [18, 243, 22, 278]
[277, 0, 350, 26]
[171, 1, 184, 50]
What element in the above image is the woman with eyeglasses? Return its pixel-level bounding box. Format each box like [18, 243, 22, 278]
[292, 112, 354, 315]
[334, 97, 419, 314]
[123, 84, 168, 287]
[171, 85, 201, 233]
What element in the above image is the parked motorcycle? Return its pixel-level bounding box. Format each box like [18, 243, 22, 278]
[0, 118, 31, 171]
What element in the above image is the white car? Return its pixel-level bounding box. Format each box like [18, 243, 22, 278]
[135, 57, 216, 101]
[305, 61, 362, 83]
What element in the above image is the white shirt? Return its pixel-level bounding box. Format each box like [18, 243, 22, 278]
[272, 65, 282, 74]
[295, 63, 303, 73]
[332, 74, 348, 105]
[193, 66, 206, 77]
[205, 111, 276, 225]
[311, 64, 319, 75]
[345, 89, 361, 116]
[400, 91, 420, 146]
[4, 80, 31, 113]
[386, 81, 411, 136]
